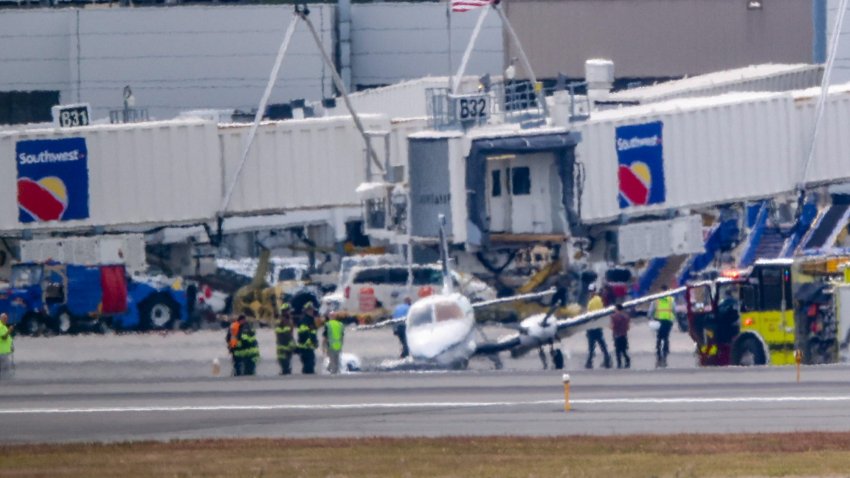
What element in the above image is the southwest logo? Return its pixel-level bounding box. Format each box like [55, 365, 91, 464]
[616, 122, 666, 209]
[618, 161, 652, 206]
[17, 176, 69, 221]
[16, 137, 89, 224]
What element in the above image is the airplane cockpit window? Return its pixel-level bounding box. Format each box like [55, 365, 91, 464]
[433, 300, 463, 322]
[408, 303, 433, 328]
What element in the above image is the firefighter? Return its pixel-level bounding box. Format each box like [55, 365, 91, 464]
[226, 315, 246, 376]
[323, 312, 345, 374]
[650, 290, 676, 368]
[296, 302, 319, 374]
[233, 318, 260, 376]
[275, 303, 296, 375]
[584, 284, 612, 369]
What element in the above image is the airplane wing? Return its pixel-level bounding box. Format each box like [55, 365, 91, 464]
[476, 286, 688, 359]
[553, 286, 687, 338]
[471, 288, 556, 308]
[356, 317, 405, 330]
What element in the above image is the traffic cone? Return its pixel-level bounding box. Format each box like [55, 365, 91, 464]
[212, 357, 221, 376]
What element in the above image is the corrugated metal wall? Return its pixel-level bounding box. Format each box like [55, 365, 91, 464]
[503, 0, 812, 79]
[795, 88, 850, 185]
[0, 119, 221, 233]
[218, 115, 390, 215]
[349, 3, 502, 89]
[577, 93, 797, 223]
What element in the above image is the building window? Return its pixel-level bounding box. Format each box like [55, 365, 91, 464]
[511, 167, 531, 196]
[491, 170, 502, 197]
[0, 90, 59, 125]
[365, 198, 386, 230]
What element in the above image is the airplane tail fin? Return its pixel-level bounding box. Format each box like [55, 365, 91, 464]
[438, 214, 453, 294]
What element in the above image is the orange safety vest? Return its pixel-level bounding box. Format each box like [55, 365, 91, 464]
[229, 321, 241, 350]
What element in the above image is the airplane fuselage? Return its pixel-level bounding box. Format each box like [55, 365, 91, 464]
[405, 293, 477, 368]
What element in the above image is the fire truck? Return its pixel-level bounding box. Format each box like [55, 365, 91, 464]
[685, 257, 850, 366]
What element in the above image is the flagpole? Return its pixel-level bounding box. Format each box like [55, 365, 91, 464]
[451, 4, 489, 93]
[494, 3, 547, 116]
[447, 1, 453, 90]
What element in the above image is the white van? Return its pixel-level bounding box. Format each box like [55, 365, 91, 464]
[322, 264, 494, 323]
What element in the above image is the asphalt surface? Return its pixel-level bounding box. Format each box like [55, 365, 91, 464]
[3, 325, 850, 443]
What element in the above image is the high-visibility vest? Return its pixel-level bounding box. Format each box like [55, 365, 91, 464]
[326, 319, 344, 352]
[654, 297, 674, 321]
[228, 322, 241, 350]
[0, 323, 11, 355]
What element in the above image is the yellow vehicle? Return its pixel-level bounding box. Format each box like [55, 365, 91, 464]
[231, 250, 319, 324]
[687, 257, 848, 366]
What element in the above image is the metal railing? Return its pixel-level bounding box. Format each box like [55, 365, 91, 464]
[426, 78, 594, 130]
[109, 108, 149, 124]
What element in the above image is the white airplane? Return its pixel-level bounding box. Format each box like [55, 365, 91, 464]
[360, 215, 685, 371]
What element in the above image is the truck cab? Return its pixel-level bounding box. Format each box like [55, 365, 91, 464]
[686, 258, 842, 367]
[0, 261, 188, 334]
[0, 261, 129, 334]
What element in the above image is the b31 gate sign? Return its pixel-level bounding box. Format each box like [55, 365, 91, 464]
[16, 137, 90, 223]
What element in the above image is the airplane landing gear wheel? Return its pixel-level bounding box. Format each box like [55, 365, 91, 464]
[551, 349, 564, 370]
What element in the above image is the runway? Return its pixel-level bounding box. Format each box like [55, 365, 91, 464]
[3, 365, 850, 443]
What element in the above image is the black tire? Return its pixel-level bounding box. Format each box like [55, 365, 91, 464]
[732, 335, 767, 366]
[18, 313, 42, 336]
[140, 293, 179, 331]
[53, 307, 76, 335]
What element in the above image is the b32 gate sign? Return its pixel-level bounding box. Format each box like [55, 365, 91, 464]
[16, 137, 90, 223]
[616, 121, 666, 209]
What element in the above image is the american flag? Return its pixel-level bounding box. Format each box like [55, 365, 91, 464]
[451, 0, 492, 13]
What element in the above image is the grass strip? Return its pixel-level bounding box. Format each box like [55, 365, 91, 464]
[3, 432, 850, 477]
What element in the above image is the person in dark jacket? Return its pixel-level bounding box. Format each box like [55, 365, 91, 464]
[610, 303, 631, 369]
[275, 303, 296, 375]
[296, 302, 319, 374]
[226, 315, 246, 375]
[231, 316, 260, 376]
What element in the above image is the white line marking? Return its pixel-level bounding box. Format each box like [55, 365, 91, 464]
[3, 396, 850, 415]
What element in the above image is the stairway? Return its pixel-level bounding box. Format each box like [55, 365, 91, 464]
[802, 203, 850, 252]
[751, 227, 785, 261]
[649, 254, 688, 291]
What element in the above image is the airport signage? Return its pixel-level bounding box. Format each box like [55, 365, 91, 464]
[52, 103, 91, 128]
[16, 137, 90, 223]
[451, 93, 490, 124]
[616, 121, 666, 209]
